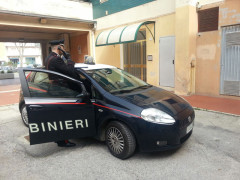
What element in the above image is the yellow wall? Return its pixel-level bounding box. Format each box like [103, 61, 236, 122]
[195, 0, 240, 97]
[146, 14, 175, 86]
[95, 43, 121, 68]
[95, 13, 176, 86]
[188, 6, 198, 94]
[175, 5, 198, 95]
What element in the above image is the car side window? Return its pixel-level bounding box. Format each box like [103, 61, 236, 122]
[33, 72, 49, 83]
[26, 71, 35, 82]
[25, 71, 82, 98]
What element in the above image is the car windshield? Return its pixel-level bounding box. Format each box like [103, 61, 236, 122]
[85, 68, 151, 94]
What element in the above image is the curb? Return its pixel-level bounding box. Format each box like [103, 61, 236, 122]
[0, 103, 18, 107]
[193, 107, 240, 117]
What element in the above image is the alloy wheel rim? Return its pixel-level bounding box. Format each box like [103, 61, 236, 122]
[107, 127, 124, 154]
[22, 106, 28, 125]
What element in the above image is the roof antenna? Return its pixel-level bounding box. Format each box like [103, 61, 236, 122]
[84, 56, 95, 65]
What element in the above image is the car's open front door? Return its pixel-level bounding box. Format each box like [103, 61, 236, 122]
[18, 68, 96, 145]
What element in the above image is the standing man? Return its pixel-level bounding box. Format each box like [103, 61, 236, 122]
[45, 39, 79, 147]
[45, 39, 79, 80]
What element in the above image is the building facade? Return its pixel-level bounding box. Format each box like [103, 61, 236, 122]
[93, 0, 240, 98]
[0, 42, 42, 67]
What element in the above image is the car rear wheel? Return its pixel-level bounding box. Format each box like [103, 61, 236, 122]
[20, 104, 29, 127]
[105, 121, 136, 159]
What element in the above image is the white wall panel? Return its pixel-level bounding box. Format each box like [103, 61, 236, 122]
[0, 0, 93, 20]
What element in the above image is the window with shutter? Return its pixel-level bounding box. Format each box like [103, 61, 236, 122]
[198, 7, 219, 32]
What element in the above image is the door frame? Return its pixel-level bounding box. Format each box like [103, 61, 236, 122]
[123, 40, 147, 81]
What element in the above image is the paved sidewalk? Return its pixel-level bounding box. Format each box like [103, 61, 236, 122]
[0, 78, 21, 106]
[0, 84, 20, 106]
[182, 95, 240, 116]
[0, 84, 20, 91]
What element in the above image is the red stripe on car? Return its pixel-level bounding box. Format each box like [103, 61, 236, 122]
[93, 103, 142, 119]
[26, 72, 32, 79]
[29, 86, 47, 92]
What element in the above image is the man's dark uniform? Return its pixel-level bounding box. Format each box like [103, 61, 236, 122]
[45, 52, 79, 80]
[45, 40, 79, 147]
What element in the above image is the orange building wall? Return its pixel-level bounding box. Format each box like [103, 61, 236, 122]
[70, 33, 89, 63]
[195, 0, 240, 97]
[196, 31, 221, 96]
[219, 0, 240, 27]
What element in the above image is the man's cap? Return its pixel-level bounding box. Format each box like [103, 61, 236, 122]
[49, 39, 64, 46]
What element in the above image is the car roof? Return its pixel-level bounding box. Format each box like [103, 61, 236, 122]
[74, 63, 117, 70]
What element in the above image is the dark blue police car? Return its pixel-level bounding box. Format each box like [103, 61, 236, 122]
[19, 63, 194, 159]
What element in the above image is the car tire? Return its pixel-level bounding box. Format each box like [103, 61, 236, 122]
[105, 121, 136, 159]
[20, 104, 29, 127]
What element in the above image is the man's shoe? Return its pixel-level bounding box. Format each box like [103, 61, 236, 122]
[57, 140, 76, 147]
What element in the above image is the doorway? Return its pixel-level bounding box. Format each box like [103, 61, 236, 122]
[123, 31, 146, 81]
[159, 36, 175, 87]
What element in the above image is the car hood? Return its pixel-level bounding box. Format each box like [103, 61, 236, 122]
[116, 86, 192, 117]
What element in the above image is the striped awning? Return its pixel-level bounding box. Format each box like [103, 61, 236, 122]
[96, 21, 155, 46]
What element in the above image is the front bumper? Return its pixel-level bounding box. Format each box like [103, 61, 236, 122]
[136, 108, 194, 152]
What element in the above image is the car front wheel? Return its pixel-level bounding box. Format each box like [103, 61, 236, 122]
[105, 121, 136, 159]
[20, 104, 29, 127]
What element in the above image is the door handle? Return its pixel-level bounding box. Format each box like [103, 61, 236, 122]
[29, 105, 44, 111]
[173, 60, 175, 64]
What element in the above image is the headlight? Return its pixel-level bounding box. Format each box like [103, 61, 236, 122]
[141, 108, 175, 125]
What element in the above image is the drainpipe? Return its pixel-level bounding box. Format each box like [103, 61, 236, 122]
[190, 57, 196, 94]
[92, 31, 96, 61]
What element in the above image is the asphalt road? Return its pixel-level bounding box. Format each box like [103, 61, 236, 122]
[0, 104, 239, 180]
[0, 74, 20, 86]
